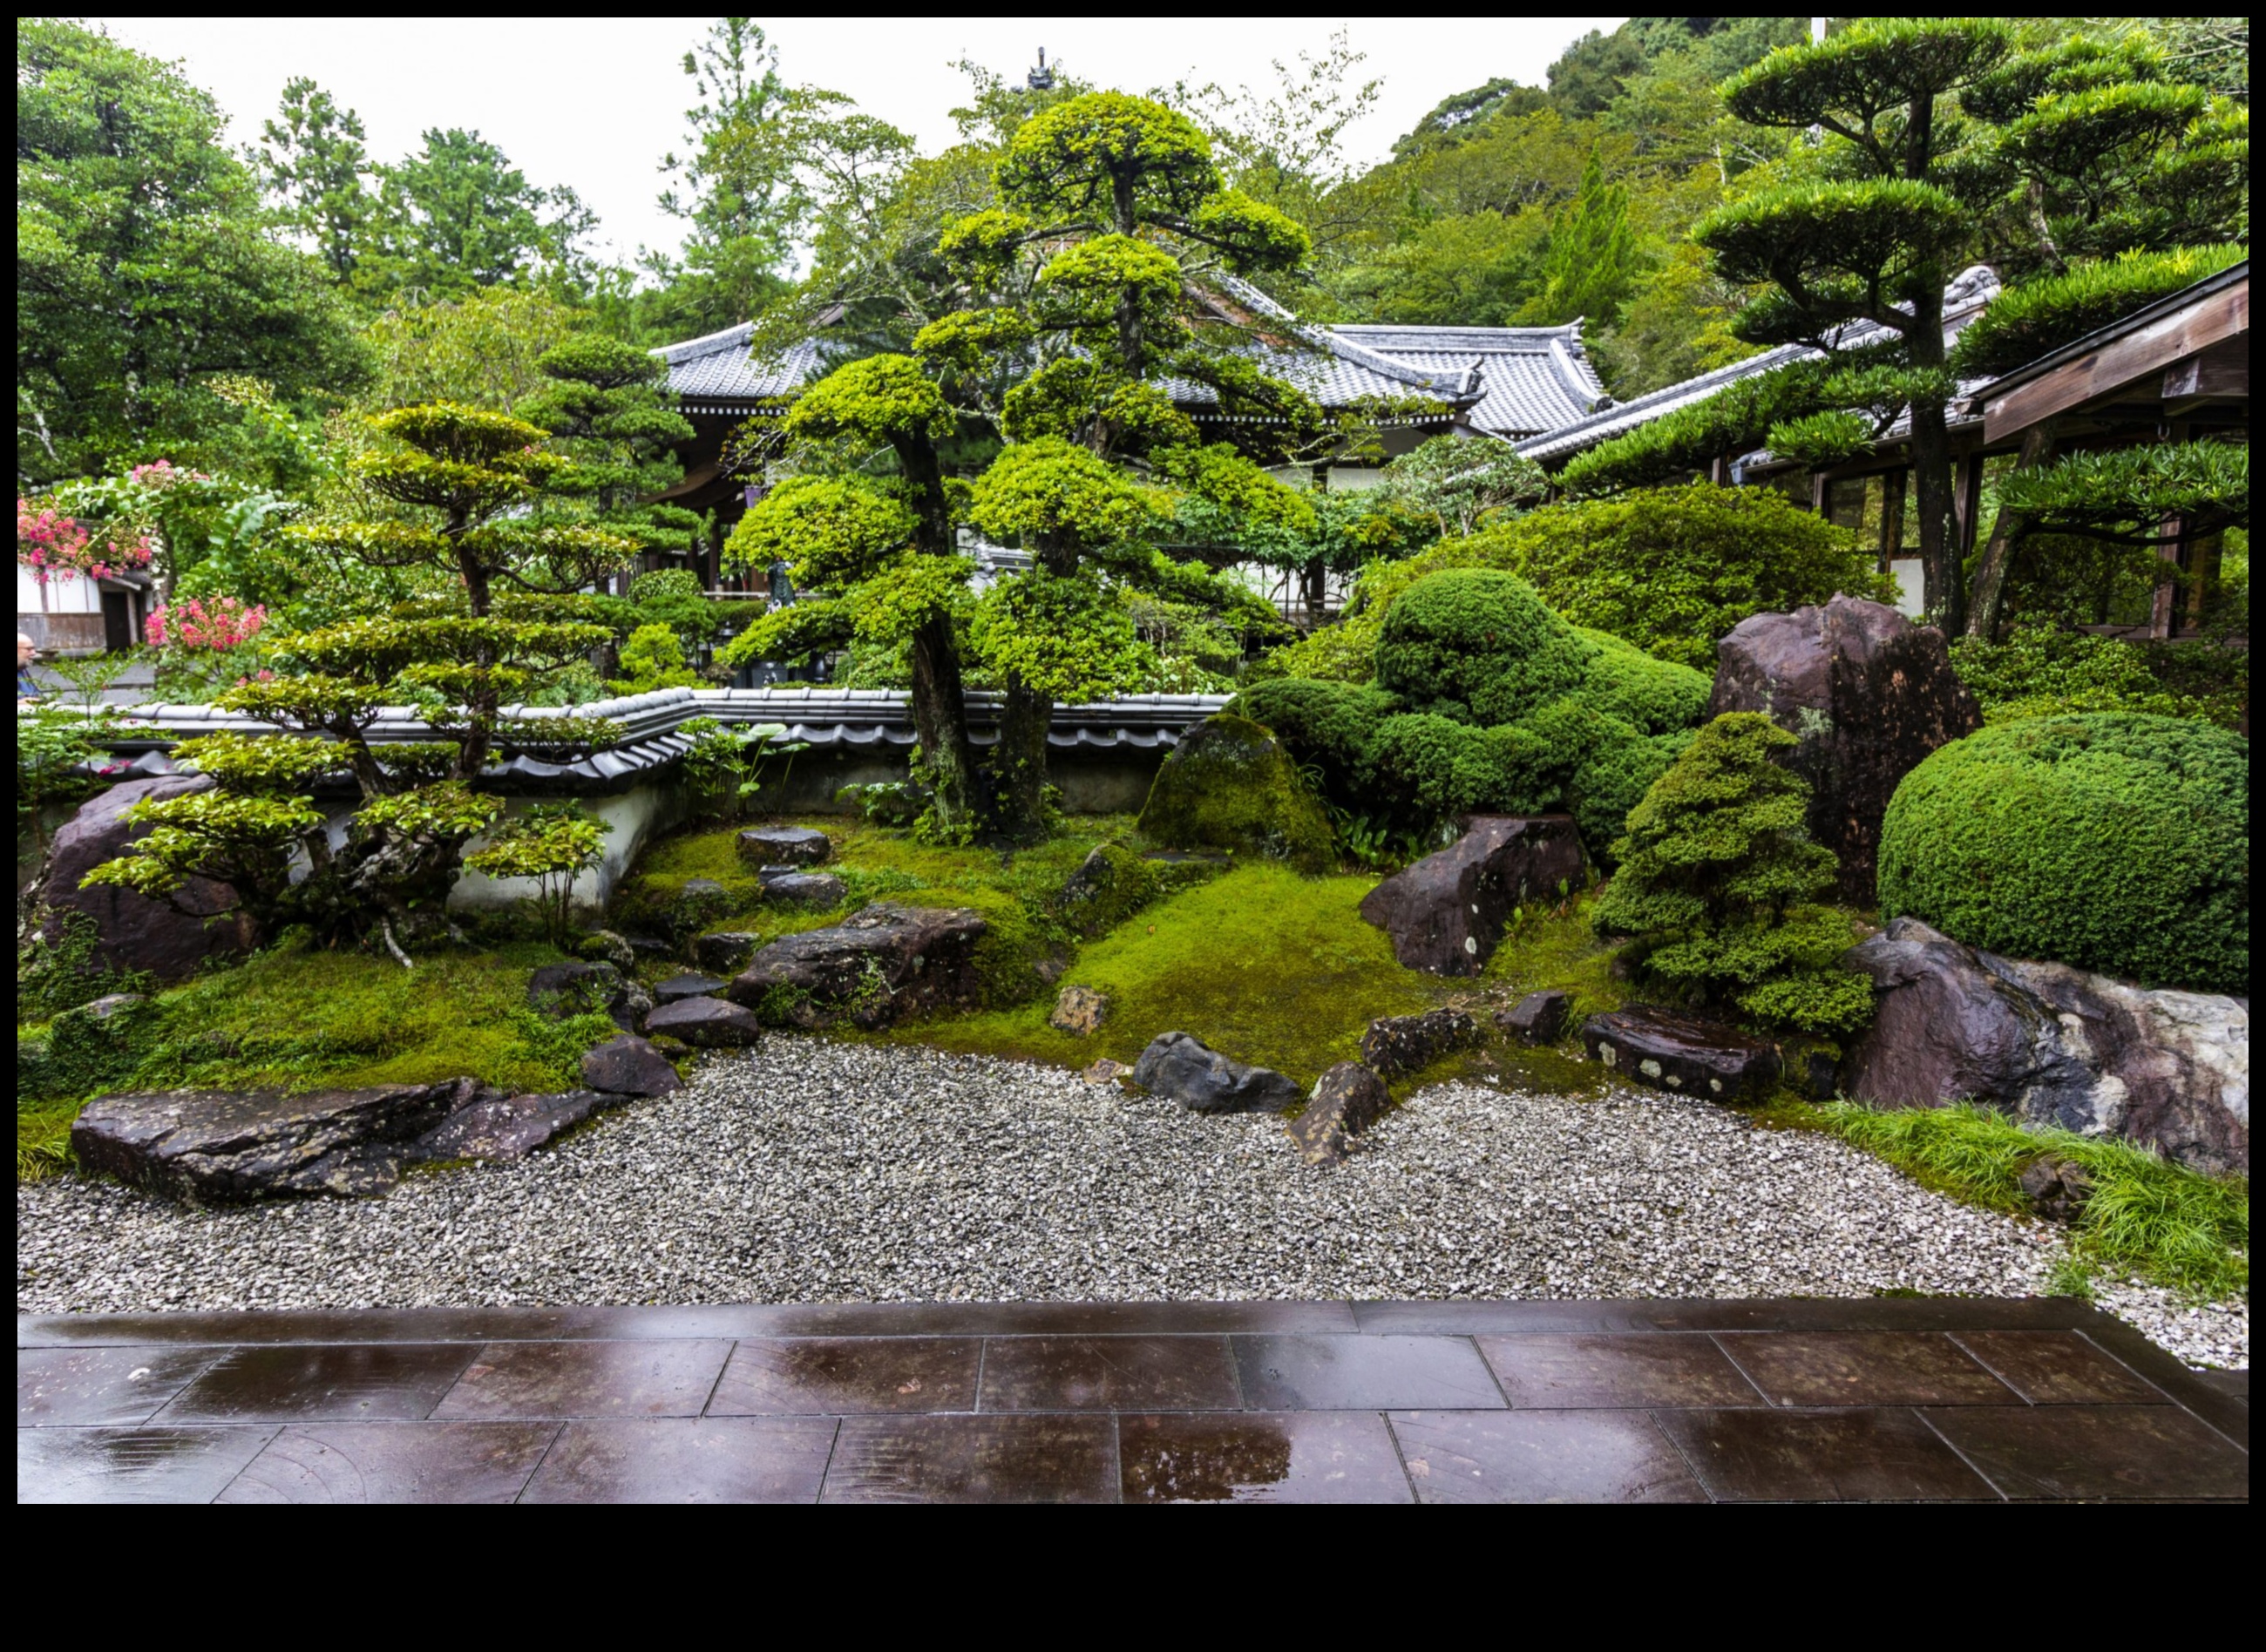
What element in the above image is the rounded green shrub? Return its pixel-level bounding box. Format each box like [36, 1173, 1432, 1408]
[1374, 569, 1596, 725]
[1878, 714, 2248, 992]
[1570, 628, 1713, 735]
[1231, 678, 1395, 802]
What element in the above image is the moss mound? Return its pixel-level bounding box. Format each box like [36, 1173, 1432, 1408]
[1136, 714, 1333, 872]
[1878, 713, 2248, 992]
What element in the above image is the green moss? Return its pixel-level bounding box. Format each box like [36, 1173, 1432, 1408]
[1878, 713, 2248, 992]
[885, 864, 1438, 1087]
[1136, 715, 1333, 873]
[23, 996, 168, 1102]
[134, 940, 616, 1096]
[610, 826, 767, 935]
[896, 884, 1059, 1010]
[1478, 893, 1631, 1029]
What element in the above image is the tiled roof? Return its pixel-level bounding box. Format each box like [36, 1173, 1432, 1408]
[96, 688, 1233, 795]
[1516, 265, 2004, 464]
[652, 280, 1605, 433]
[655, 324, 826, 412]
[1328, 325, 1607, 437]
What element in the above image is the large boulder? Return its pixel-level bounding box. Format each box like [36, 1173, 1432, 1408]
[1709, 595, 1980, 901]
[1359, 1008, 1481, 1077]
[526, 961, 651, 1032]
[71, 1078, 499, 1202]
[727, 902, 989, 1029]
[25, 774, 261, 982]
[412, 1090, 617, 1162]
[736, 825, 831, 866]
[1131, 1032, 1302, 1114]
[1286, 1061, 1392, 1166]
[1581, 1006, 1783, 1101]
[1358, 815, 1585, 977]
[641, 994, 763, 1047]
[1841, 917, 2249, 1175]
[1136, 714, 1333, 873]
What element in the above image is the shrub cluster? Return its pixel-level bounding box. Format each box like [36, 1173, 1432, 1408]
[1254, 484, 1888, 682]
[1238, 569, 1711, 861]
[1878, 712, 2248, 992]
[1948, 626, 2248, 729]
[1592, 714, 1873, 1033]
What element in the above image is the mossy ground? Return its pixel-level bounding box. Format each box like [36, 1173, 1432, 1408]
[17, 939, 614, 1180]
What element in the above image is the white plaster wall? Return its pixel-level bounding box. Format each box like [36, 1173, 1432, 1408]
[446, 782, 689, 917]
[17, 565, 100, 614]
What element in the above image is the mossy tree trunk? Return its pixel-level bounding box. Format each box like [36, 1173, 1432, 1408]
[893, 430, 983, 837]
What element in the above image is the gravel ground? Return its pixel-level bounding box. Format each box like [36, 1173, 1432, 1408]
[17, 1039, 2248, 1370]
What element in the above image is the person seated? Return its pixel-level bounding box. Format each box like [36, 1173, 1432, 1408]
[17, 632, 41, 702]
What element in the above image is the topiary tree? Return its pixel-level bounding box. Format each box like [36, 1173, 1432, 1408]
[719, 354, 983, 838]
[1877, 712, 2247, 992]
[82, 403, 639, 957]
[1592, 713, 1875, 1034]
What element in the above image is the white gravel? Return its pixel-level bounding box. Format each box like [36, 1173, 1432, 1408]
[16, 1039, 2248, 1370]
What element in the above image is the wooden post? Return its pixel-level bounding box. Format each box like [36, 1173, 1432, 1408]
[1878, 469, 1906, 579]
[2149, 513, 2186, 640]
[1951, 452, 1983, 560]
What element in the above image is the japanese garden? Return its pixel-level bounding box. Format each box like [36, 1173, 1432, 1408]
[14, 17, 2251, 1504]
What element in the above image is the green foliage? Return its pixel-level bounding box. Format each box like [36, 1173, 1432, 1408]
[463, 802, 611, 945]
[1366, 437, 1549, 540]
[1951, 245, 2247, 378]
[1374, 569, 1597, 725]
[1766, 410, 1873, 470]
[608, 623, 702, 694]
[1993, 442, 2248, 546]
[1878, 713, 2249, 992]
[1238, 569, 1710, 862]
[1522, 146, 1641, 327]
[171, 732, 339, 794]
[1594, 714, 1873, 1033]
[20, 994, 167, 1103]
[16, 706, 112, 824]
[1948, 628, 2248, 729]
[17, 19, 373, 483]
[1816, 1102, 2248, 1301]
[80, 789, 325, 920]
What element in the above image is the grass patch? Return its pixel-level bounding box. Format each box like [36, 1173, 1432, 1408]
[1812, 1100, 2249, 1302]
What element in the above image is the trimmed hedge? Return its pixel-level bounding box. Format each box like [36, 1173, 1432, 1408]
[1878, 713, 2248, 992]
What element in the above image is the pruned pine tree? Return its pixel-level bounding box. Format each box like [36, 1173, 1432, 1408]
[85, 403, 640, 957]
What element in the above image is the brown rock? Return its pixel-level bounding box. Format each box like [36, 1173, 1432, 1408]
[71, 1078, 495, 1202]
[2018, 1154, 2095, 1223]
[727, 902, 988, 1030]
[1286, 1062, 1392, 1166]
[759, 870, 847, 907]
[692, 931, 764, 972]
[580, 1034, 684, 1097]
[653, 972, 729, 1005]
[1360, 1008, 1481, 1077]
[413, 1090, 616, 1162]
[1049, 985, 1111, 1036]
[1581, 1007, 1783, 1101]
[1496, 989, 1570, 1044]
[736, 825, 831, 866]
[1840, 917, 2248, 1175]
[526, 960, 650, 1032]
[27, 774, 261, 982]
[1709, 594, 1981, 900]
[1358, 816, 1585, 977]
[1082, 1058, 1132, 1086]
[641, 995, 763, 1047]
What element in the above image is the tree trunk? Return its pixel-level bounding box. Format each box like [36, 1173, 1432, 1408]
[988, 676, 1055, 845]
[908, 613, 980, 836]
[1908, 397, 1962, 634]
[1965, 418, 2057, 640]
[1302, 557, 1328, 626]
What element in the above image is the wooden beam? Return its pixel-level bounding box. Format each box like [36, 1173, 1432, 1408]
[1984, 279, 2249, 443]
[2161, 336, 2249, 401]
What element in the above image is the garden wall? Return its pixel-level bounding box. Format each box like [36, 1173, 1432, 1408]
[83, 686, 1228, 913]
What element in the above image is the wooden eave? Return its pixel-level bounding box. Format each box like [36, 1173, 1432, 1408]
[1979, 267, 2249, 444]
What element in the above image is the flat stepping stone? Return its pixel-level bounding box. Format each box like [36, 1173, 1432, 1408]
[581, 1034, 684, 1098]
[760, 871, 846, 907]
[642, 996, 763, 1047]
[653, 972, 729, 1005]
[737, 825, 831, 866]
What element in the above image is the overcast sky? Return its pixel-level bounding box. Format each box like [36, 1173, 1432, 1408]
[89, 17, 1624, 267]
